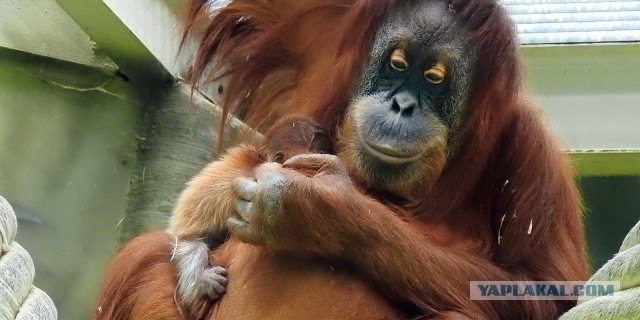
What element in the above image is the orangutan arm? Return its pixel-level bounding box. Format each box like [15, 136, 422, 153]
[168, 145, 263, 238]
[228, 154, 575, 319]
[163, 145, 263, 314]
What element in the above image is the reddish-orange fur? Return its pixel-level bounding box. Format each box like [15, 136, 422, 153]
[96, 145, 405, 320]
[167, 115, 331, 240]
[95, 232, 183, 320]
[96, 0, 588, 319]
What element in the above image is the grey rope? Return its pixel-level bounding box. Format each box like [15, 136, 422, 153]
[0, 196, 57, 320]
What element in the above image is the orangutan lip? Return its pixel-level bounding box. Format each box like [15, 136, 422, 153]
[358, 133, 423, 165]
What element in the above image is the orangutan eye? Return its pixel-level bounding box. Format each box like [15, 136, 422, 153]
[424, 63, 446, 84]
[390, 49, 409, 72]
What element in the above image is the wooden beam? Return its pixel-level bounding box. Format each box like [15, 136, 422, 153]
[54, 0, 192, 86]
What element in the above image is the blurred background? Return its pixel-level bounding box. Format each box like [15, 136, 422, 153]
[1, 0, 639, 319]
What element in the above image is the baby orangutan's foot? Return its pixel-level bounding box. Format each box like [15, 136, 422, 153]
[172, 239, 228, 315]
[200, 266, 228, 300]
[188, 267, 228, 320]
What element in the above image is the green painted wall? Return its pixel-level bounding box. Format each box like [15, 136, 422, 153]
[581, 176, 640, 271]
[0, 47, 232, 319]
[0, 48, 143, 319]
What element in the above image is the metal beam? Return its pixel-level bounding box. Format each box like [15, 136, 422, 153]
[503, 0, 640, 45]
[571, 150, 640, 177]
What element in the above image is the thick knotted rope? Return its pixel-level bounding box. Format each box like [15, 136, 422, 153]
[0, 196, 57, 320]
[561, 220, 640, 319]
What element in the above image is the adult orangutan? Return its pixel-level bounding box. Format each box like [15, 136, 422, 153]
[95, 0, 589, 319]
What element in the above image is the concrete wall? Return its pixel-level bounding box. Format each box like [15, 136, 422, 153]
[0, 48, 142, 319]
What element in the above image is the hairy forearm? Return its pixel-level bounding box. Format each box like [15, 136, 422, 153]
[168, 146, 262, 238]
[342, 196, 565, 318]
[232, 156, 568, 317]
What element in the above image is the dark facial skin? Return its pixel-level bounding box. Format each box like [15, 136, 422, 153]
[342, 0, 474, 190]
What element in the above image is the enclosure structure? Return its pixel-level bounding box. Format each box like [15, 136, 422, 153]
[0, 0, 639, 319]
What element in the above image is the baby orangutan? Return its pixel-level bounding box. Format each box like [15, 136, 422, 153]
[166, 116, 332, 315]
